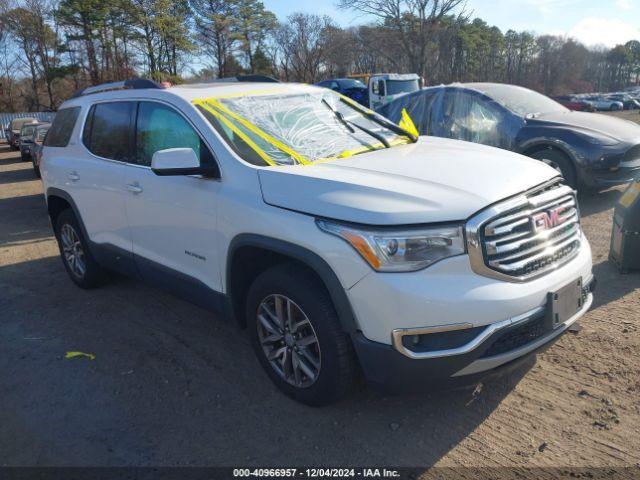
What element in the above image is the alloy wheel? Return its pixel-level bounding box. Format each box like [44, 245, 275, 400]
[60, 223, 86, 278]
[256, 294, 321, 388]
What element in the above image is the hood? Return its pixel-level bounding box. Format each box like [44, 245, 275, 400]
[531, 111, 640, 143]
[258, 137, 558, 225]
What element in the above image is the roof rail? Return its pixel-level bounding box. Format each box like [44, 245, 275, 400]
[213, 74, 280, 83]
[70, 78, 165, 99]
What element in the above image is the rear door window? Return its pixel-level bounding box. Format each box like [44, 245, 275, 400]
[44, 108, 80, 147]
[83, 102, 135, 161]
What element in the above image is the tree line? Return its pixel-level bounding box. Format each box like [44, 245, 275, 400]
[1, 0, 639, 112]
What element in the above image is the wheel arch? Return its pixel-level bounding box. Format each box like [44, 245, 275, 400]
[520, 139, 578, 163]
[226, 234, 359, 335]
[46, 188, 92, 247]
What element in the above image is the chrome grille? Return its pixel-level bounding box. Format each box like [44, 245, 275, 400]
[466, 178, 582, 281]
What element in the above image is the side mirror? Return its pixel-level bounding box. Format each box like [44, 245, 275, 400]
[151, 148, 218, 178]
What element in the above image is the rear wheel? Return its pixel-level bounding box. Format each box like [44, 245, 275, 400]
[530, 148, 578, 189]
[54, 209, 109, 288]
[246, 263, 357, 406]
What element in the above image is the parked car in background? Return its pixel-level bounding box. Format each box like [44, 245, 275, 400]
[553, 95, 595, 112]
[31, 123, 50, 177]
[322, 73, 421, 110]
[583, 95, 623, 111]
[315, 78, 368, 106]
[18, 121, 44, 161]
[378, 83, 640, 190]
[6, 117, 36, 150]
[606, 93, 640, 110]
[41, 79, 593, 405]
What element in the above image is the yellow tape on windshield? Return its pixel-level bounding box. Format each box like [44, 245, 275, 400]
[202, 97, 312, 165]
[399, 108, 419, 138]
[195, 93, 413, 167]
[339, 94, 375, 115]
[315, 137, 411, 164]
[339, 94, 418, 143]
[195, 100, 276, 166]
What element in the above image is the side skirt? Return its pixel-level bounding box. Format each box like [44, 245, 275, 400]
[91, 241, 231, 319]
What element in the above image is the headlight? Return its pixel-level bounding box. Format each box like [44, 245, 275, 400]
[316, 219, 466, 272]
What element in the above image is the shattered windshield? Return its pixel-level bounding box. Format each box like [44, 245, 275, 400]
[195, 89, 414, 166]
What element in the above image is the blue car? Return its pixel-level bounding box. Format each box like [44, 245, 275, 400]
[315, 78, 368, 107]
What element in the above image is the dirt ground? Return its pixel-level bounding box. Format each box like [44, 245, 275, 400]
[0, 139, 639, 474]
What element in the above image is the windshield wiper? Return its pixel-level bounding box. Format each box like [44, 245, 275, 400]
[322, 99, 390, 148]
[338, 98, 418, 143]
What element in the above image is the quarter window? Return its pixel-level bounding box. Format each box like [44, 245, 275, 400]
[135, 102, 213, 167]
[83, 102, 134, 161]
[44, 107, 80, 147]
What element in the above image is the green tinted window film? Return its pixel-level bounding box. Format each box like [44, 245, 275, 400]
[135, 102, 201, 166]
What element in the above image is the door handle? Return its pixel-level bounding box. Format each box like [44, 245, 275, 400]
[126, 182, 143, 194]
[67, 171, 80, 182]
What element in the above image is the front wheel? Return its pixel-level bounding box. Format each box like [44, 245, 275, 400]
[246, 264, 358, 406]
[530, 148, 578, 189]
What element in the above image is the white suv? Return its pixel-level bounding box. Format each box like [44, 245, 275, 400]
[41, 79, 594, 405]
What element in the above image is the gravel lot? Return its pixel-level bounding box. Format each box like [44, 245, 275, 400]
[0, 139, 639, 473]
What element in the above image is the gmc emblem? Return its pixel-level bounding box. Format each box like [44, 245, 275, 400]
[532, 206, 568, 232]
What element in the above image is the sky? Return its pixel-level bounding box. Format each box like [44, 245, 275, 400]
[268, 0, 640, 48]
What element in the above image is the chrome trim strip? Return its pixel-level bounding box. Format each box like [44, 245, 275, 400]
[485, 212, 578, 255]
[453, 292, 593, 376]
[391, 305, 546, 360]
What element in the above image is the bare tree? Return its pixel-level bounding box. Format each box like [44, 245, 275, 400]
[337, 0, 466, 79]
[0, 9, 20, 110]
[277, 13, 334, 83]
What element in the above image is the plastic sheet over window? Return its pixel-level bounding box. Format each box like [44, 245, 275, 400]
[195, 89, 414, 166]
[378, 87, 520, 150]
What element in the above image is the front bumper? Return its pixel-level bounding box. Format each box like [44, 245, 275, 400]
[582, 165, 640, 188]
[352, 279, 594, 392]
[346, 236, 593, 391]
[581, 149, 640, 188]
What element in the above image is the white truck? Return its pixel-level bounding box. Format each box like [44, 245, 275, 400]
[41, 79, 594, 405]
[354, 73, 421, 110]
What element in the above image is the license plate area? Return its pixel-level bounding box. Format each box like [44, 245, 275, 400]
[546, 278, 583, 330]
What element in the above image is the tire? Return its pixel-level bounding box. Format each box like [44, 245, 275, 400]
[530, 148, 578, 189]
[246, 263, 357, 406]
[54, 209, 109, 289]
